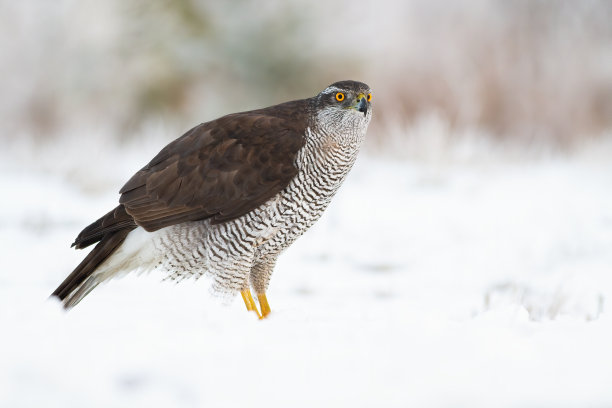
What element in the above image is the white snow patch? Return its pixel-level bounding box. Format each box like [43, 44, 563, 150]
[1, 140, 612, 407]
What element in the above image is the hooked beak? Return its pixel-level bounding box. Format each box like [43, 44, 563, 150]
[355, 93, 368, 116]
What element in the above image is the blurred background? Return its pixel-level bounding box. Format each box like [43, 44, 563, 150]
[3, 0, 611, 151]
[2, 1, 612, 407]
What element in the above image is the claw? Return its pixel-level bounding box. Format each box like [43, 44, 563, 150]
[257, 293, 271, 319]
[241, 289, 262, 319]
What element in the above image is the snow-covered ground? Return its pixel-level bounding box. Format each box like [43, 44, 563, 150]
[1, 136, 612, 407]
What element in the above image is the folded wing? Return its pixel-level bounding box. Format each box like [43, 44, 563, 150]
[119, 106, 307, 231]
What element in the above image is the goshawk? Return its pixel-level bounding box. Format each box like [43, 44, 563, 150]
[52, 80, 373, 318]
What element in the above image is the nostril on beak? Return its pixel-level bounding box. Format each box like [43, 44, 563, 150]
[358, 97, 368, 115]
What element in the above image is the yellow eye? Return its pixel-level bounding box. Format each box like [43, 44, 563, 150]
[335, 92, 345, 102]
[366, 93, 372, 102]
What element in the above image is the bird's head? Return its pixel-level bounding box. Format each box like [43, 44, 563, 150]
[313, 80, 372, 141]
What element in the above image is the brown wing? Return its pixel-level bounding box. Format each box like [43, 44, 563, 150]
[118, 100, 310, 232]
[71, 205, 137, 249]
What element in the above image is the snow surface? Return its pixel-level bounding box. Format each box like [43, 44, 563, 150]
[1, 138, 612, 407]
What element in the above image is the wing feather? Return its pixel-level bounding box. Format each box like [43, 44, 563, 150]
[119, 100, 310, 231]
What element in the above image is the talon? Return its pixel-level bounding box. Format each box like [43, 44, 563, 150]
[257, 293, 271, 319]
[241, 289, 262, 319]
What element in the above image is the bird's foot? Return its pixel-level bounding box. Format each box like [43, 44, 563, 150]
[257, 293, 271, 319]
[240, 289, 271, 319]
[240, 289, 262, 319]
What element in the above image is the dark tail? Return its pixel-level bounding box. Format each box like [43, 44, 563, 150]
[71, 205, 137, 249]
[51, 205, 137, 308]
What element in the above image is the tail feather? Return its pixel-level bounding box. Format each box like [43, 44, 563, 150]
[52, 229, 132, 309]
[52, 204, 138, 309]
[72, 205, 136, 249]
[61, 275, 103, 309]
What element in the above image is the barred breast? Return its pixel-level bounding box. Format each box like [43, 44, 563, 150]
[151, 124, 365, 295]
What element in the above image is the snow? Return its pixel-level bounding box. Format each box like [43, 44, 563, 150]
[1, 138, 612, 407]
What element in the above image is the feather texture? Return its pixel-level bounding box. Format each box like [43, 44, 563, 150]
[119, 100, 310, 230]
[51, 80, 372, 310]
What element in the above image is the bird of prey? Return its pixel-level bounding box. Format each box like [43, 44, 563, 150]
[51, 80, 372, 319]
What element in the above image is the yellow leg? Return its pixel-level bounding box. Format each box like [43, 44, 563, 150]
[257, 293, 271, 319]
[241, 289, 262, 319]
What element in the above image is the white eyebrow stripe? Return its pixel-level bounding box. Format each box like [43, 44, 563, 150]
[320, 86, 344, 94]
